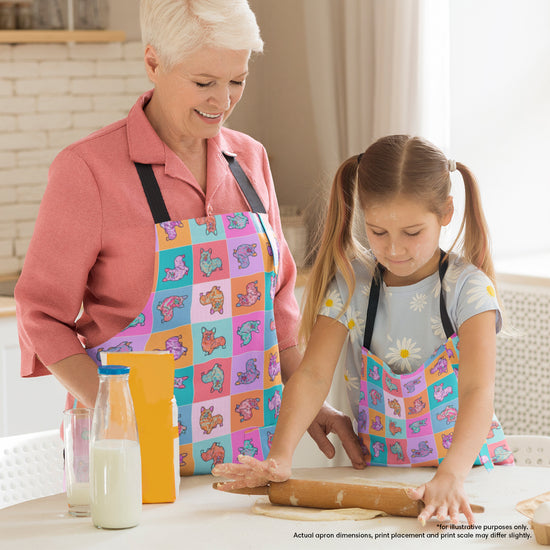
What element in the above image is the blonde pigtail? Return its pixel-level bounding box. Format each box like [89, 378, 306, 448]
[298, 156, 361, 348]
[454, 162, 496, 287]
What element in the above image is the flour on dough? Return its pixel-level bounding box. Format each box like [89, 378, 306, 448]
[251, 498, 386, 522]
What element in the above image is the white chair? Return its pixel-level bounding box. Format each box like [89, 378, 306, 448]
[506, 434, 550, 467]
[494, 275, 550, 436]
[0, 429, 64, 510]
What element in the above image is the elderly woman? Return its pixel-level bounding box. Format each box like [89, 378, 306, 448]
[15, 0, 362, 474]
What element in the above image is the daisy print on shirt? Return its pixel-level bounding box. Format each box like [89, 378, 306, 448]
[466, 278, 497, 309]
[410, 293, 428, 312]
[385, 336, 422, 372]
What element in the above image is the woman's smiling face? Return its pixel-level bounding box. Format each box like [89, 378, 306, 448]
[144, 45, 250, 143]
[364, 194, 453, 286]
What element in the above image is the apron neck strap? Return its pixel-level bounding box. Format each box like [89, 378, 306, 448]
[134, 155, 266, 224]
[134, 163, 171, 224]
[222, 153, 266, 214]
[362, 249, 454, 350]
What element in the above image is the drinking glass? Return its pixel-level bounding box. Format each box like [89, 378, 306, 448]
[63, 408, 93, 517]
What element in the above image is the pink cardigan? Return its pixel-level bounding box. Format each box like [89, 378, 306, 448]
[16, 90, 300, 377]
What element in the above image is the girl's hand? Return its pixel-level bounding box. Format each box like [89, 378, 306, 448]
[406, 470, 475, 526]
[211, 455, 291, 491]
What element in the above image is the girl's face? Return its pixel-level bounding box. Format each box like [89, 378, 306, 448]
[364, 195, 453, 286]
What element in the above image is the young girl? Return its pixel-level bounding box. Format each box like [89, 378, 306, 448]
[212, 135, 512, 525]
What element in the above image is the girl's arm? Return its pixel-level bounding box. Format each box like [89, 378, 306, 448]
[212, 315, 350, 489]
[408, 310, 496, 525]
[279, 346, 365, 469]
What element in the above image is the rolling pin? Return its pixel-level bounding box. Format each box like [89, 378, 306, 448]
[213, 479, 485, 518]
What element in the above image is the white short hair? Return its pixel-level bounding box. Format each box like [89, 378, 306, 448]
[140, 0, 264, 69]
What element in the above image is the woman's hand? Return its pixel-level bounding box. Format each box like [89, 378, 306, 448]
[211, 455, 291, 491]
[307, 402, 366, 470]
[406, 470, 475, 526]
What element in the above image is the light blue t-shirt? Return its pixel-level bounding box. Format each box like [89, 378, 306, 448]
[318, 252, 502, 419]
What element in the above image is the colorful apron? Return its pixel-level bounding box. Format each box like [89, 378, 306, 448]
[86, 155, 283, 475]
[357, 252, 514, 470]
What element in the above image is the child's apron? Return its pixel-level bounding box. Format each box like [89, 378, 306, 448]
[84, 154, 283, 475]
[357, 251, 513, 470]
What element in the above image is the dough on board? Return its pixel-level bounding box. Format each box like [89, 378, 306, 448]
[251, 498, 386, 521]
[247, 467, 418, 521]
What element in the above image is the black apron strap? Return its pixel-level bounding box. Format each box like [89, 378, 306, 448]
[362, 263, 383, 350]
[362, 250, 455, 350]
[134, 162, 171, 224]
[222, 153, 266, 214]
[134, 155, 266, 224]
[438, 251, 455, 339]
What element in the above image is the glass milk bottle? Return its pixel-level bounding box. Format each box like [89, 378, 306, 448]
[90, 365, 142, 529]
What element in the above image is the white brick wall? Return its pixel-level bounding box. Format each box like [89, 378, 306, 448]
[0, 41, 150, 276]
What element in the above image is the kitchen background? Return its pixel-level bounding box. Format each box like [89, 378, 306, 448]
[0, 1, 549, 447]
[1, 0, 550, 279]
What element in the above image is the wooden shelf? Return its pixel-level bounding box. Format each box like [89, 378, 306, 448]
[0, 30, 126, 44]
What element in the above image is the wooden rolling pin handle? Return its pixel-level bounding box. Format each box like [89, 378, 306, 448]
[268, 479, 422, 517]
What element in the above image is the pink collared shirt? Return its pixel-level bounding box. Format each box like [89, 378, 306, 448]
[15, 90, 300, 377]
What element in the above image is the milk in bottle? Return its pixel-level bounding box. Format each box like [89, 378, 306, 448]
[90, 365, 142, 529]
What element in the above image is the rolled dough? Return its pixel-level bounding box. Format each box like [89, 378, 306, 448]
[251, 498, 386, 521]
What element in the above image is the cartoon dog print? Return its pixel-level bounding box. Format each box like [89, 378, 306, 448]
[409, 419, 427, 434]
[430, 357, 448, 376]
[441, 432, 453, 449]
[199, 286, 225, 315]
[201, 327, 226, 355]
[236, 358, 260, 385]
[411, 441, 434, 458]
[235, 397, 260, 422]
[403, 377, 422, 393]
[157, 295, 188, 322]
[233, 243, 257, 269]
[385, 377, 398, 393]
[237, 320, 261, 346]
[372, 441, 386, 458]
[268, 391, 281, 418]
[174, 375, 189, 389]
[199, 248, 222, 277]
[268, 353, 281, 381]
[162, 255, 189, 282]
[236, 280, 261, 307]
[487, 420, 500, 439]
[201, 442, 225, 467]
[387, 398, 401, 417]
[199, 406, 223, 434]
[201, 363, 224, 393]
[371, 416, 383, 432]
[389, 421, 402, 435]
[390, 441, 405, 462]
[436, 406, 458, 424]
[238, 439, 259, 457]
[195, 215, 217, 235]
[160, 221, 183, 241]
[226, 212, 248, 229]
[433, 382, 453, 402]
[368, 364, 381, 381]
[369, 389, 382, 406]
[408, 397, 426, 415]
[156, 335, 187, 360]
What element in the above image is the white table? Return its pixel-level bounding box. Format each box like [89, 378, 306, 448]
[0, 465, 545, 550]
